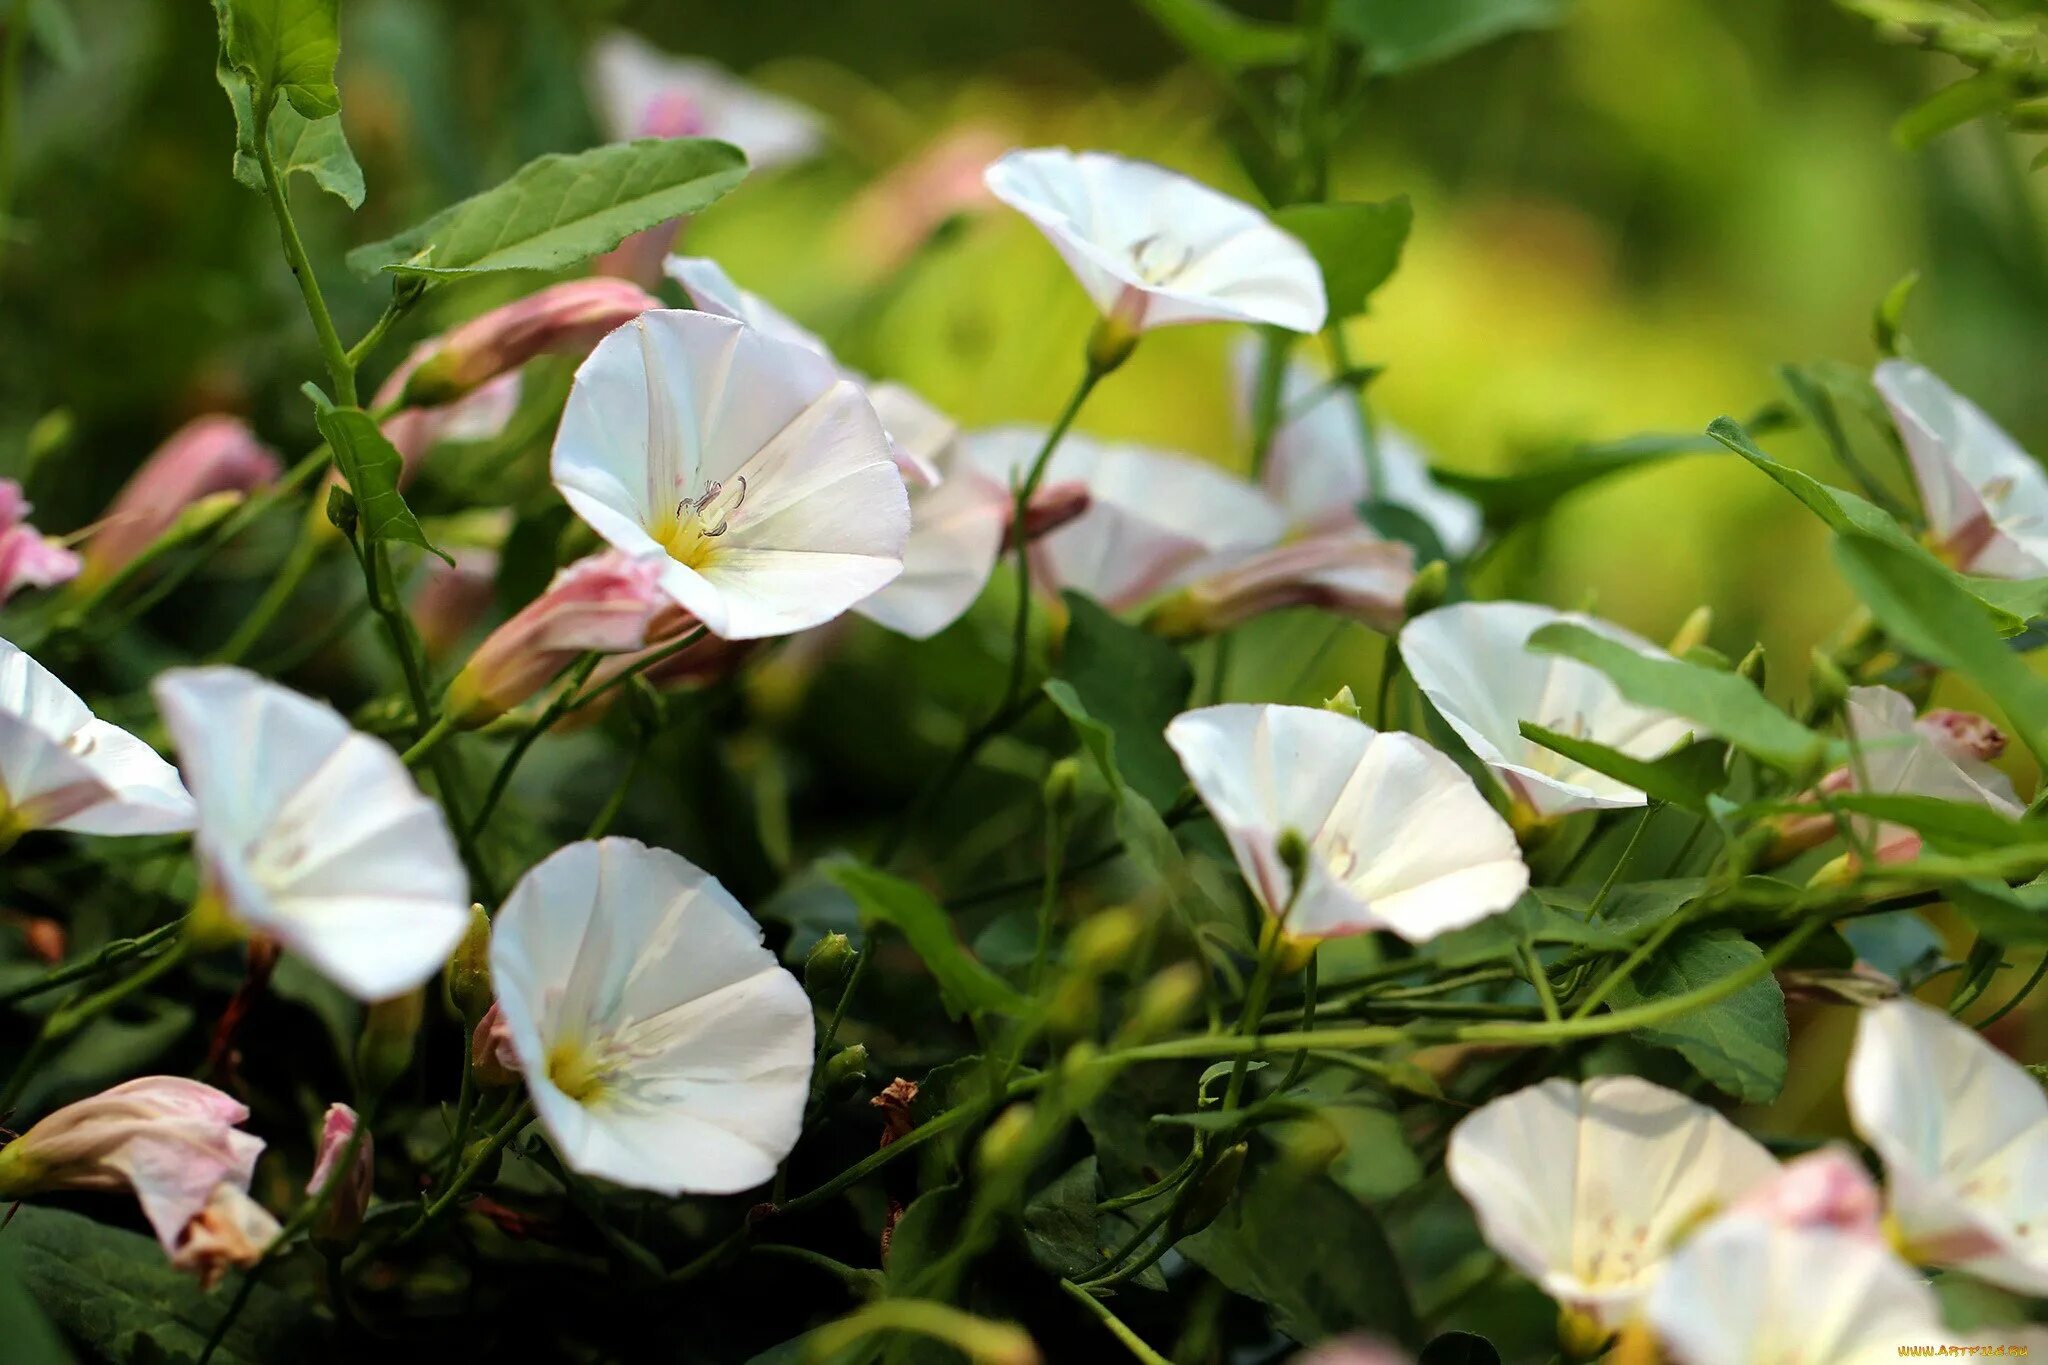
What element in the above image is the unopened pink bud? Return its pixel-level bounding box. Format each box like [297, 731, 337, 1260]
[1918, 708, 2006, 763]
[305, 1103, 372, 1249]
[85, 417, 280, 581]
[0, 479, 80, 605]
[1007, 479, 1092, 548]
[471, 1001, 520, 1088]
[445, 551, 672, 723]
[1290, 1337, 1412, 1365]
[1730, 1146, 1883, 1240]
[389, 279, 661, 408]
[1143, 531, 1415, 640]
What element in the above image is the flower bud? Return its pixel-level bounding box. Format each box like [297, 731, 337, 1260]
[975, 1102, 1037, 1176]
[1919, 708, 2006, 763]
[1144, 532, 1414, 640]
[1558, 1307, 1613, 1362]
[1043, 756, 1082, 823]
[1401, 557, 1449, 619]
[1070, 907, 1143, 977]
[1322, 686, 1361, 720]
[355, 988, 425, 1101]
[471, 1001, 520, 1088]
[822, 1043, 870, 1099]
[1119, 962, 1206, 1044]
[393, 279, 661, 408]
[1170, 1141, 1246, 1238]
[1273, 1114, 1344, 1176]
[1276, 828, 1311, 897]
[1008, 479, 1092, 548]
[306, 1103, 373, 1253]
[804, 932, 856, 1003]
[1085, 315, 1140, 374]
[1738, 642, 1767, 689]
[0, 479, 80, 608]
[445, 904, 493, 1024]
[1666, 605, 1713, 657]
[82, 416, 280, 584]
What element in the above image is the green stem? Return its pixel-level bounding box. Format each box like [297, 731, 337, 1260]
[1588, 804, 1657, 916]
[398, 1101, 530, 1244]
[401, 711, 459, 768]
[468, 651, 603, 841]
[558, 625, 707, 711]
[1327, 327, 1384, 496]
[1061, 1279, 1174, 1365]
[215, 530, 327, 665]
[1520, 941, 1562, 1024]
[0, 0, 27, 284]
[344, 294, 413, 374]
[1028, 802, 1071, 996]
[254, 104, 355, 405]
[1246, 327, 1292, 480]
[805, 1299, 1037, 1365]
[1976, 950, 2048, 1030]
[0, 936, 193, 1112]
[0, 918, 186, 1007]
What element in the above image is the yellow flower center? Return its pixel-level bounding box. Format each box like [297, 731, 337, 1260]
[547, 1038, 612, 1104]
[656, 476, 749, 571]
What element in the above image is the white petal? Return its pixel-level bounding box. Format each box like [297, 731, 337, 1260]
[1874, 359, 2048, 578]
[0, 639, 193, 835]
[665, 256, 834, 359]
[50, 720, 197, 836]
[585, 31, 822, 171]
[854, 466, 1008, 638]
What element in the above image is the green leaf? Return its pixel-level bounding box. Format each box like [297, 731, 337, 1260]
[1332, 0, 1569, 73]
[25, 0, 83, 68]
[1271, 198, 1412, 321]
[823, 861, 1031, 1020]
[308, 390, 452, 564]
[1054, 591, 1193, 811]
[1527, 622, 1836, 777]
[1819, 793, 2037, 854]
[1519, 723, 1727, 814]
[346, 138, 747, 281]
[1833, 534, 2048, 769]
[6, 1205, 316, 1365]
[1429, 890, 1630, 968]
[1604, 929, 1789, 1103]
[1432, 431, 1721, 528]
[1181, 1165, 1417, 1343]
[1133, 0, 1306, 70]
[1895, 70, 2014, 150]
[1017, 1156, 1166, 1289]
[1948, 879, 2048, 947]
[213, 0, 340, 119]
[241, 102, 364, 207]
[1709, 416, 2048, 633]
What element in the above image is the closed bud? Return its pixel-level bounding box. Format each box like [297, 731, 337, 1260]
[1274, 1114, 1345, 1176]
[1085, 316, 1140, 374]
[470, 1001, 519, 1088]
[1402, 558, 1449, 618]
[83, 417, 280, 585]
[1058, 1042, 1110, 1108]
[803, 933, 856, 1003]
[1170, 1141, 1246, 1238]
[823, 1043, 870, 1099]
[1276, 829, 1311, 896]
[1680, 643, 1731, 671]
[306, 1103, 373, 1254]
[1043, 757, 1081, 822]
[1120, 962, 1205, 1043]
[445, 904, 492, 1025]
[355, 988, 424, 1101]
[1070, 907, 1142, 976]
[1144, 532, 1413, 639]
[394, 279, 661, 408]
[1738, 642, 1767, 689]
[1322, 685, 1361, 720]
[1809, 648, 1851, 720]
[1558, 1306, 1614, 1362]
[1666, 605, 1713, 657]
[976, 1103, 1037, 1176]
[1046, 974, 1099, 1037]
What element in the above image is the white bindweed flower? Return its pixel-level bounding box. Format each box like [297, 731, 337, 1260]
[961, 426, 1286, 611]
[1874, 359, 2048, 578]
[666, 255, 831, 359]
[983, 148, 1326, 335]
[1644, 1216, 1943, 1365]
[0, 638, 194, 840]
[1399, 601, 1699, 819]
[489, 837, 814, 1195]
[1446, 1075, 1779, 1327]
[1240, 344, 1481, 554]
[551, 309, 910, 640]
[1846, 997, 2048, 1294]
[151, 668, 469, 1002]
[851, 457, 1009, 639]
[587, 31, 822, 171]
[1165, 704, 1527, 941]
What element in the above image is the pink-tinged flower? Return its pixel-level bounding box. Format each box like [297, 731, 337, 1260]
[586, 31, 823, 171]
[1290, 1340, 1411, 1365]
[0, 480, 80, 606]
[379, 372, 523, 476]
[843, 127, 1006, 273]
[1145, 529, 1415, 640]
[471, 1001, 520, 1088]
[444, 551, 675, 723]
[388, 279, 662, 408]
[1729, 1146, 1884, 1240]
[305, 1103, 372, 1248]
[170, 1185, 281, 1289]
[82, 417, 280, 583]
[0, 1077, 264, 1264]
[1874, 359, 2048, 577]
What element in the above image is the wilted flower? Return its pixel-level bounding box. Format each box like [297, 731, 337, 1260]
[1728, 1146, 1884, 1240]
[983, 148, 1326, 335]
[587, 30, 823, 170]
[444, 551, 676, 723]
[305, 1102, 372, 1248]
[83, 416, 280, 582]
[1144, 529, 1416, 640]
[1400, 601, 1700, 819]
[961, 426, 1286, 612]
[488, 837, 814, 1194]
[1643, 1216, 1942, 1365]
[551, 310, 909, 640]
[1165, 704, 1528, 942]
[1242, 345, 1481, 553]
[0, 479, 80, 606]
[1446, 1075, 1779, 1327]
[171, 1185, 282, 1289]
[152, 667, 470, 1002]
[1874, 358, 2048, 577]
[1846, 997, 2048, 1294]
[0, 638, 195, 839]
[392, 279, 661, 408]
[0, 1077, 265, 1268]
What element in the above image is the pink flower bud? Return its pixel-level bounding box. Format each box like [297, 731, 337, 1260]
[84, 417, 280, 582]
[1730, 1146, 1884, 1241]
[1918, 708, 2006, 763]
[1290, 1337, 1411, 1365]
[1006, 479, 1092, 549]
[1143, 531, 1416, 640]
[385, 279, 661, 408]
[0, 479, 80, 606]
[445, 551, 673, 723]
[412, 548, 501, 662]
[170, 1185, 281, 1290]
[305, 1103, 372, 1249]
[471, 1001, 520, 1088]
[0, 1076, 264, 1263]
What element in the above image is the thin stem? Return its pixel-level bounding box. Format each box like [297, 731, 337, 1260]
[1588, 804, 1657, 918]
[398, 1101, 531, 1244]
[1520, 942, 1562, 1024]
[0, 0, 27, 285]
[254, 104, 355, 405]
[401, 711, 459, 767]
[1028, 801, 1070, 995]
[1245, 328, 1292, 480]
[0, 918, 187, 1007]
[585, 739, 645, 839]
[344, 294, 412, 374]
[558, 626, 707, 711]
[805, 1299, 1037, 1365]
[468, 651, 603, 840]
[1, 937, 193, 1112]
[1976, 951, 2048, 1030]
[215, 531, 327, 664]
[1061, 1279, 1173, 1365]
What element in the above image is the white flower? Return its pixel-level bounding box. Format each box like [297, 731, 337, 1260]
[852, 460, 1009, 639]
[489, 837, 814, 1195]
[551, 309, 910, 640]
[1846, 997, 2048, 1294]
[586, 31, 822, 172]
[1399, 601, 1699, 818]
[1239, 343, 1481, 553]
[983, 148, 1326, 334]
[960, 427, 1286, 611]
[0, 638, 194, 839]
[1446, 1075, 1779, 1327]
[665, 255, 831, 358]
[1874, 359, 2048, 578]
[151, 668, 469, 1002]
[1165, 704, 1526, 941]
[1644, 1216, 1943, 1365]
